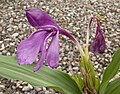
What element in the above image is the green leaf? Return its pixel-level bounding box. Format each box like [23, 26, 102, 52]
[0, 55, 81, 94]
[102, 48, 120, 83]
[72, 73, 84, 93]
[95, 76, 100, 93]
[104, 78, 120, 94]
[89, 60, 96, 87]
[99, 81, 109, 94]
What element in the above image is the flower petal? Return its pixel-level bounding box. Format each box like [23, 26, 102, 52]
[34, 32, 53, 72]
[26, 8, 59, 29]
[89, 25, 105, 54]
[59, 28, 77, 42]
[17, 30, 48, 64]
[46, 31, 59, 68]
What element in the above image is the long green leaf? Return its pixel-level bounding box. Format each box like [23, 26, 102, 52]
[95, 76, 100, 93]
[72, 73, 83, 93]
[99, 81, 109, 94]
[0, 55, 81, 94]
[102, 48, 120, 83]
[104, 78, 120, 94]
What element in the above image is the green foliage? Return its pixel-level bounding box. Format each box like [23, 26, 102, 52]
[102, 48, 120, 83]
[99, 48, 120, 94]
[95, 76, 100, 93]
[104, 78, 120, 94]
[99, 78, 120, 94]
[0, 48, 120, 94]
[72, 73, 84, 93]
[99, 81, 109, 94]
[0, 55, 81, 94]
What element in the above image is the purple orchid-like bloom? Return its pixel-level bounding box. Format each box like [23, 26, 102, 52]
[16, 8, 80, 72]
[88, 16, 106, 54]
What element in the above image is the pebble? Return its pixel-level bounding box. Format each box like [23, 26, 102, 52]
[12, 33, 19, 37]
[34, 87, 42, 92]
[0, 85, 5, 89]
[91, 56, 96, 61]
[22, 86, 31, 92]
[0, 27, 2, 31]
[0, 0, 120, 94]
[28, 84, 33, 90]
[30, 90, 37, 94]
[22, 82, 28, 85]
[45, 91, 50, 94]
[7, 28, 12, 31]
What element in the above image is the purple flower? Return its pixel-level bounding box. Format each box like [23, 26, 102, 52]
[88, 16, 106, 54]
[16, 8, 78, 72]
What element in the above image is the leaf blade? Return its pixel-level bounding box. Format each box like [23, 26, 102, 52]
[0, 55, 81, 94]
[104, 78, 120, 94]
[102, 48, 120, 83]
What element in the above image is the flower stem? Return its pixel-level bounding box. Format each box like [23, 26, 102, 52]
[59, 28, 85, 57]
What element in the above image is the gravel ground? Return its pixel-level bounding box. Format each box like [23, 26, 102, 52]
[0, 0, 120, 94]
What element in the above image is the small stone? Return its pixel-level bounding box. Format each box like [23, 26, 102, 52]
[0, 85, 5, 89]
[30, 90, 37, 94]
[94, 65, 99, 69]
[23, 24, 27, 28]
[45, 90, 50, 94]
[12, 33, 19, 37]
[97, 68, 102, 72]
[22, 86, 31, 92]
[6, 52, 11, 56]
[117, 29, 120, 32]
[2, 50, 7, 54]
[38, 91, 45, 94]
[10, 42, 15, 46]
[94, 61, 98, 65]
[34, 87, 42, 92]
[1, 44, 5, 50]
[63, 57, 67, 61]
[73, 67, 79, 70]
[22, 82, 28, 85]
[91, 56, 96, 61]
[0, 41, 3, 44]
[11, 12, 16, 18]
[28, 84, 33, 89]
[18, 86, 23, 89]
[43, 87, 46, 91]
[0, 27, 2, 31]
[105, 54, 109, 58]
[7, 28, 12, 31]
[13, 26, 18, 30]
[0, 92, 3, 94]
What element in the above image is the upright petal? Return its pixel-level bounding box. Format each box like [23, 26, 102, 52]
[46, 31, 59, 68]
[34, 32, 53, 72]
[26, 8, 59, 29]
[89, 25, 106, 54]
[17, 30, 48, 64]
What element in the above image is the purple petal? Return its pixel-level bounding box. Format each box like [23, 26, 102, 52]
[17, 30, 48, 65]
[59, 28, 77, 42]
[46, 31, 59, 68]
[34, 32, 53, 72]
[26, 8, 59, 29]
[89, 25, 105, 54]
